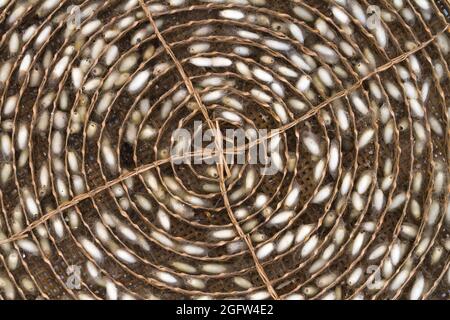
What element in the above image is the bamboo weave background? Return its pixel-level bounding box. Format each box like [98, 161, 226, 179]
[0, 0, 449, 300]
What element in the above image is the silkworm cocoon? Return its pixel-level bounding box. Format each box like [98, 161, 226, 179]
[313, 44, 338, 64]
[254, 193, 269, 209]
[284, 183, 300, 208]
[271, 82, 285, 97]
[356, 171, 373, 194]
[94, 221, 110, 243]
[187, 43, 210, 55]
[51, 131, 64, 155]
[16, 124, 28, 150]
[256, 242, 274, 260]
[3, 95, 17, 117]
[0, 163, 12, 185]
[80, 238, 103, 261]
[153, 62, 171, 76]
[221, 111, 242, 124]
[340, 172, 352, 196]
[251, 88, 272, 103]
[151, 230, 174, 248]
[368, 244, 387, 261]
[317, 273, 337, 288]
[427, 201, 440, 226]
[358, 129, 375, 149]
[101, 140, 117, 172]
[277, 65, 298, 78]
[410, 273, 425, 300]
[134, 194, 152, 212]
[332, 6, 350, 24]
[34, 25, 52, 48]
[172, 89, 187, 104]
[409, 200, 422, 221]
[433, 171, 445, 194]
[389, 192, 407, 211]
[18, 239, 39, 255]
[429, 116, 443, 136]
[231, 46, 253, 58]
[264, 39, 291, 51]
[156, 209, 171, 231]
[316, 18, 335, 40]
[53, 111, 68, 130]
[351, 94, 369, 115]
[190, 57, 212, 67]
[210, 229, 235, 240]
[72, 175, 85, 195]
[400, 223, 418, 239]
[120, 55, 138, 72]
[351, 232, 365, 256]
[390, 268, 410, 291]
[199, 76, 225, 87]
[374, 26, 388, 48]
[23, 188, 39, 218]
[347, 267, 363, 286]
[383, 120, 394, 144]
[211, 57, 232, 67]
[202, 263, 227, 274]
[56, 177, 69, 199]
[372, 189, 385, 213]
[117, 16, 135, 30]
[0, 60, 12, 85]
[51, 56, 70, 80]
[7, 3, 26, 25]
[220, 9, 244, 20]
[48, 217, 64, 240]
[290, 54, 313, 72]
[317, 67, 334, 88]
[156, 271, 178, 286]
[410, 99, 424, 118]
[237, 29, 260, 40]
[104, 45, 119, 66]
[408, 55, 421, 78]
[202, 90, 224, 102]
[302, 132, 321, 156]
[106, 281, 118, 300]
[314, 159, 325, 182]
[413, 122, 426, 141]
[385, 81, 402, 101]
[352, 192, 365, 211]
[381, 174, 394, 191]
[312, 184, 333, 204]
[222, 96, 243, 111]
[328, 141, 339, 176]
[115, 248, 136, 264]
[277, 231, 294, 253]
[268, 210, 294, 227]
[289, 23, 304, 43]
[296, 75, 311, 92]
[301, 235, 319, 257]
[82, 20, 101, 36]
[71, 67, 83, 89]
[248, 291, 270, 300]
[273, 103, 288, 124]
[253, 68, 273, 83]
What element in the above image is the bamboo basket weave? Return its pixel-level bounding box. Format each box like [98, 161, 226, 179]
[0, 0, 449, 300]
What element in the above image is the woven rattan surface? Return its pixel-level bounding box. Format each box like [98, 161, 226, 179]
[0, 0, 449, 300]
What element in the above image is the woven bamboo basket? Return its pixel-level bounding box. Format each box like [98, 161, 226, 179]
[0, 0, 449, 300]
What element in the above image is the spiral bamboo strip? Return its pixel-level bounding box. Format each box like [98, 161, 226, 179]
[0, 0, 449, 300]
